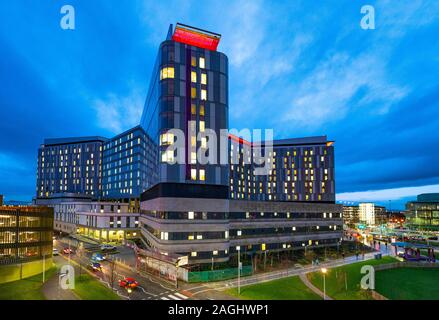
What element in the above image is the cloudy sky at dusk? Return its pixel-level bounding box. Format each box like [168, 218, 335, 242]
[1, 0, 438, 208]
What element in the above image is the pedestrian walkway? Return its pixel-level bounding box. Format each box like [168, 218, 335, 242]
[299, 273, 332, 300]
[41, 269, 79, 300]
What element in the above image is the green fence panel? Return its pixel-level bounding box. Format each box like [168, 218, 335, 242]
[188, 266, 253, 283]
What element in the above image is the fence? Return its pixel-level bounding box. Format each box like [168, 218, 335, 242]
[188, 265, 253, 283]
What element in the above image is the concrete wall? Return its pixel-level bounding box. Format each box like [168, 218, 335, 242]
[0, 258, 53, 284]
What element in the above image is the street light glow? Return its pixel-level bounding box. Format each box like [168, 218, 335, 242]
[321, 268, 327, 274]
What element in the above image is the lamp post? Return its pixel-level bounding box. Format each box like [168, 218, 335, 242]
[237, 246, 241, 295]
[321, 268, 327, 300]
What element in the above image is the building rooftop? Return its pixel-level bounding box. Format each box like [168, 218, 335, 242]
[43, 136, 108, 146]
[416, 193, 439, 202]
[171, 23, 221, 51]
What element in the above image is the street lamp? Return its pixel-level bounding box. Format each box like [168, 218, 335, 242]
[321, 268, 327, 300]
[237, 246, 241, 295]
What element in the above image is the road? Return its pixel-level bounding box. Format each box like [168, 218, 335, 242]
[52, 238, 194, 301]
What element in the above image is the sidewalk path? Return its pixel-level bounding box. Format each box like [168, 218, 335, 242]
[187, 252, 387, 297]
[299, 273, 332, 300]
[41, 258, 79, 300]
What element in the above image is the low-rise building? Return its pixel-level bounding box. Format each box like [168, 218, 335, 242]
[0, 206, 53, 283]
[406, 193, 439, 229]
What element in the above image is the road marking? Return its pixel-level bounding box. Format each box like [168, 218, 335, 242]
[174, 292, 189, 300]
[167, 294, 182, 300]
[161, 297, 170, 300]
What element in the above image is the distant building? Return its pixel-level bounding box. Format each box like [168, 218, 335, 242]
[0, 206, 53, 283]
[0, 195, 3, 206]
[406, 193, 439, 229]
[342, 205, 360, 228]
[343, 203, 387, 227]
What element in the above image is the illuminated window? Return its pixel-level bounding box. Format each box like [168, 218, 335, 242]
[191, 104, 196, 115]
[191, 251, 197, 257]
[188, 235, 194, 240]
[191, 169, 197, 180]
[201, 89, 207, 101]
[160, 132, 174, 146]
[161, 150, 174, 163]
[191, 136, 196, 147]
[201, 137, 207, 148]
[199, 169, 205, 181]
[188, 211, 194, 219]
[261, 243, 266, 251]
[191, 87, 197, 98]
[191, 71, 197, 83]
[201, 73, 207, 84]
[200, 105, 205, 116]
[213, 250, 218, 255]
[191, 152, 197, 164]
[199, 121, 205, 132]
[160, 67, 174, 80]
[199, 57, 205, 68]
[191, 56, 196, 67]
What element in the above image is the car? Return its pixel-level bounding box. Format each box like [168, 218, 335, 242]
[118, 277, 138, 292]
[100, 244, 117, 251]
[88, 262, 102, 272]
[91, 252, 106, 262]
[52, 248, 59, 256]
[62, 248, 75, 255]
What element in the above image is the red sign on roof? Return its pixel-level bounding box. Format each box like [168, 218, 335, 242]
[172, 23, 221, 51]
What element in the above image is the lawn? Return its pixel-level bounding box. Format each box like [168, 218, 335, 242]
[375, 267, 439, 300]
[73, 273, 120, 300]
[307, 256, 398, 300]
[0, 267, 57, 300]
[225, 275, 321, 300]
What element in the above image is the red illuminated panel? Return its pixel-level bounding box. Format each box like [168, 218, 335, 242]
[228, 134, 252, 146]
[172, 24, 220, 51]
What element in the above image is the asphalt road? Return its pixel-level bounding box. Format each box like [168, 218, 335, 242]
[52, 238, 195, 301]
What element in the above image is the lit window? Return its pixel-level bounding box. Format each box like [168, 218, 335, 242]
[201, 137, 207, 148]
[191, 169, 197, 180]
[199, 57, 205, 68]
[191, 87, 197, 98]
[199, 121, 205, 132]
[191, 56, 197, 67]
[188, 211, 194, 219]
[196, 235, 203, 240]
[200, 105, 205, 116]
[191, 71, 197, 83]
[237, 230, 242, 236]
[201, 73, 207, 84]
[160, 67, 174, 80]
[188, 235, 194, 240]
[201, 89, 207, 101]
[213, 250, 218, 256]
[199, 169, 205, 181]
[191, 152, 197, 164]
[160, 132, 174, 146]
[191, 104, 196, 115]
[191, 251, 197, 257]
[261, 243, 266, 251]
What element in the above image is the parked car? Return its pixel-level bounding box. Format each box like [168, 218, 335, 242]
[100, 244, 117, 251]
[52, 248, 59, 256]
[62, 248, 75, 255]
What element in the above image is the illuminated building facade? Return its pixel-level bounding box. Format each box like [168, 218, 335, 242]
[0, 206, 53, 267]
[406, 193, 439, 229]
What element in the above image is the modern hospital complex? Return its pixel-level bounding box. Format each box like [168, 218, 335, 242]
[34, 23, 343, 265]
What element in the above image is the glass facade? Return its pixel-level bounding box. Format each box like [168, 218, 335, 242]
[0, 206, 54, 265]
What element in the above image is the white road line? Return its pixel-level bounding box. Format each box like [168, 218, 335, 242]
[167, 294, 182, 300]
[174, 292, 189, 299]
[161, 297, 170, 300]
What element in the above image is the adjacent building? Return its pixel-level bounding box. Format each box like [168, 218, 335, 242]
[342, 203, 387, 227]
[0, 206, 53, 283]
[406, 193, 439, 229]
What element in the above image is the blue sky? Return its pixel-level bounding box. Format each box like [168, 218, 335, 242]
[0, 0, 438, 208]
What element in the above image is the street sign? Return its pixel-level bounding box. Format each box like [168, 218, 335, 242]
[177, 256, 188, 267]
[239, 262, 242, 270]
